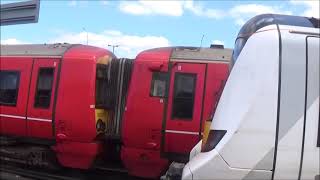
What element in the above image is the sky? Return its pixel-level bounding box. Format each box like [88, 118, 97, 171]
[1, 0, 319, 58]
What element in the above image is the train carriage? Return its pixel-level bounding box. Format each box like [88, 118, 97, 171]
[121, 46, 232, 178]
[0, 44, 117, 169]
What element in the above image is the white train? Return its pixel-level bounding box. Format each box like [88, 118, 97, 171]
[182, 14, 320, 180]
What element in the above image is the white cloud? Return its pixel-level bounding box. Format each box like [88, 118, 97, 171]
[290, 0, 320, 18]
[104, 30, 122, 36]
[184, 1, 224, 19]
[118, 1, 317, 24]
[119, 0, 224, 19]
[1, 31, 170, 58]
[119, 1, 184, 16]
[229, 4, 292, 26]
[50, 30, 170, 58]
[212, 40, 224, 46]
[1, 38, 28, 45]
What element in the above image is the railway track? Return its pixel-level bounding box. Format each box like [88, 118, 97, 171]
[0, 164, 82, 180]
[0, 163, 142, 180]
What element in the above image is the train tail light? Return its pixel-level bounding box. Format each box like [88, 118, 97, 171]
[201, 128, 226, 152]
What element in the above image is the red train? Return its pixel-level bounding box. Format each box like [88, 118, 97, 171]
[0, 44, 231, 178]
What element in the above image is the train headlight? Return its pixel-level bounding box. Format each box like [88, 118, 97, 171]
[201, 128, 227, 152]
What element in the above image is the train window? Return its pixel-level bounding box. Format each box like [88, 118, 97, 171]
[150, 72, 168, 97]
[34, 68, 54, 108]
[172, 73, 196, 120]
[0, 71, 20, 106]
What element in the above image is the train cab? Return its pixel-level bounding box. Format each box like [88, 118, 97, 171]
[182, 14, 319, 180]
[121, 46, 232, 178]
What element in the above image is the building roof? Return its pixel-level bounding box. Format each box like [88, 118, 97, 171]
[0, 43, 76, 57]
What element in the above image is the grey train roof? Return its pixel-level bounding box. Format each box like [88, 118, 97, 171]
[171, 46, 232, 62]
[0, 44, 75, 57]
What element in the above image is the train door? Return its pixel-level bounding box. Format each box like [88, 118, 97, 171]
[299, 36, 319, 180]
[26, 59, 60, 140]
[0, 57, 33, 137]
[163, 62, 205, 156]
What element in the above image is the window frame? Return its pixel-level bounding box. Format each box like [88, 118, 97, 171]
[171, 72, 197, 120]
[0, 70, 21, 106]
[34, 67, 55, 109]
[149, 72, 169, 98]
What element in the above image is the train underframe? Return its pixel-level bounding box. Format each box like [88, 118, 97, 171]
[0, 135, 172, 179]
[0, 135, 108, 171]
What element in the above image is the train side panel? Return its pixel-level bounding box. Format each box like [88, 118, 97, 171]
[273, 29, 319, 180]
[300, 36, 319, 179]
[26, 58, 60, 140]
[202, 63, 229, 130]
